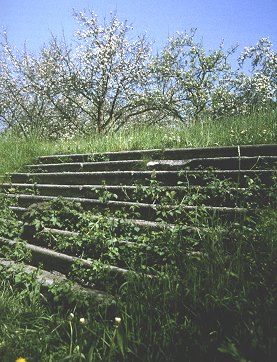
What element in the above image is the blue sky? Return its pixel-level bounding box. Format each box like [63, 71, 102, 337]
[1, 0, 277, 58]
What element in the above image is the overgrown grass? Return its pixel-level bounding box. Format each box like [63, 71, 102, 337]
[1, 109, 276, 177]
[0, 109, 276, 361]
[0, 171, 276, 361]
[0, 204, 276, 361]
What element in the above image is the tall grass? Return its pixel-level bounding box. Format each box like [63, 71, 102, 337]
[0, 207, 276, 361]
[0, 133, 49, 177]
[0, 109, 276, 177]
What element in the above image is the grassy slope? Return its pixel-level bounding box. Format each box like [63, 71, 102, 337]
[0, 109, 276, 361]
[0, 109, 276, 177]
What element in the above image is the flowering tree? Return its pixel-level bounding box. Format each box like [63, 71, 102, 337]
[210, 38, 277, 118]
[0, 37, 52, 136]
[24, 36, 88, 137]
[0, 11, 152, 136]
[71, 10, 152, 132]
[239, 38, 277, 107]
[147, 29, 237, 122]
[35, 10, 153, 134]
[0, 11, 276, 137]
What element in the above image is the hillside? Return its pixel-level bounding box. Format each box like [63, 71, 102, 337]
[0, 135, 276, 361]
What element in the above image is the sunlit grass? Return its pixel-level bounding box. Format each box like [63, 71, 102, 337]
[0, 108, 276, 177]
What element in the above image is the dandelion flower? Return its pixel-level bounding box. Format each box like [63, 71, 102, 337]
[16, 358, 27, 362]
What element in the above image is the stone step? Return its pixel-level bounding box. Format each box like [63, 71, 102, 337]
[2, 183, 180, 200]
[25, 156, 277, 173]
[41, 227, 136, 247]
[9, 205, 176, 231]
[23, 224, 208, 246]
[3, 183, 274, 207]
[0, 256, 113, 303]
[40, 225, 199, 240]
[5, 193, 247, 223]
[25, 160, 145, 173]
[23, 227, 209, 268]
[10, 169, 276, 187]
[147, 156, 277, 171]
[1, 144, 276, 304]
[36, 144, 277, 164]
[0, 258, 112, 306]
[23, 227, 166, 267]
[0, 237, 132, 282]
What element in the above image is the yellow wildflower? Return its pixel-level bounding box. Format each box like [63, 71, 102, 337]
[16, 358, 27, 362]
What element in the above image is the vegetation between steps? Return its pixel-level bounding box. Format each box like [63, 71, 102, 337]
[0, 170, 276, 361]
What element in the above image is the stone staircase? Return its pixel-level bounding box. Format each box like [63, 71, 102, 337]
[0, 144, 276, 301]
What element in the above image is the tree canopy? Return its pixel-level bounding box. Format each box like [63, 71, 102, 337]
[0, 10, 276, 138]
